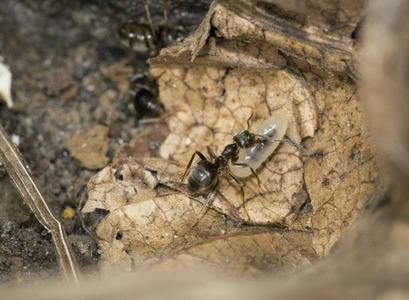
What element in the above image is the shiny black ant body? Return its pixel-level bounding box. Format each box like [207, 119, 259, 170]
[127, 71, 164, 121]
[130, 73, 165, 121]
[182, 112, 288, 200]
[181, 114, 263, 197]
[133, 87, 164, 119]
[182, 144, 242, 196]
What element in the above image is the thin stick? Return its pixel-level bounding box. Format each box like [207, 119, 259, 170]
[0, 124, 80, 285]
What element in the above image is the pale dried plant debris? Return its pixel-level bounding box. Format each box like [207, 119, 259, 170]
[0, 60, 13, 108]
[0, 124, 79, 284]
[151, 0, 359, 77]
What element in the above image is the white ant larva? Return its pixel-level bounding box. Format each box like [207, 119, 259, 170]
[228, 112, 288, 178]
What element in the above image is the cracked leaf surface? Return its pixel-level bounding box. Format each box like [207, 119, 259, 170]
[82, 0, 382, 273]
[154, 66, 316, 226]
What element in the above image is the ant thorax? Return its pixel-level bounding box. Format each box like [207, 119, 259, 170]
[228, 112, 288, 178]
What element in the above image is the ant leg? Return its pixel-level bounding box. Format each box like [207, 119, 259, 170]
[180, 150, 208, 184]
[206, 146, 218, 161]
[143, 0, 157, 44]
[249, 167, 262, 190]
[228, 172, 250, 222]
[279, 138, 305, 152]
[194, 177, 245, 227]
[200, 177, 219, 213]
[246, 111, 254, 130]
[232, 162, 262, 190]
[182, 177, 219, 236]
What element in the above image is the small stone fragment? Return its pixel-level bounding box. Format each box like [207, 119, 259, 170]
[66, 125, 109, 170]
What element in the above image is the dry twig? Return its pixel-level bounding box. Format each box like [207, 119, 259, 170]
[0, 124, 80, 285]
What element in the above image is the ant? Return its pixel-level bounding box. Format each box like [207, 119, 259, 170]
[118, 0, 186, 121]
[118, 0, 186, 56]
[129, 73, 165, 121]
[182, 144, 243, 196]
[133, 87, 164, 119]
[182, 112, 288, 197]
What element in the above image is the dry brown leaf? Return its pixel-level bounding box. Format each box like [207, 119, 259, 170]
[95, 192, 238, 272]
[82, 0, 382, 274]
[150, 0, 381, 258]
[82, 159, 158, 213]
[152, 66, 316, 227]
[303, 77, 381, 255]
[154, 230, 314, 275]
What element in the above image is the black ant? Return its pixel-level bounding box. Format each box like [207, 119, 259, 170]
[179, 128, 266, 226]
[118, 0, 186, 121]
[181, 112, 289, 220]
[182, 144, 241, 196]
[181, 114, 265, 198]
[133, 87, 164, 119]
[117, 0, 186, 56]
[129, 73, 165, 121]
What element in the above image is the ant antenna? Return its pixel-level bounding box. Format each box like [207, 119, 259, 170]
[183, 187, 245, 238]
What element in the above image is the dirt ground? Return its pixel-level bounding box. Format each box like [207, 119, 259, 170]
[0, 0, 208, 284]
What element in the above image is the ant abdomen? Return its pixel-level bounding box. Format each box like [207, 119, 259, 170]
[228, 112, 288, 178]
[134, 87, 164, 119]
[187, 160, 218, 195]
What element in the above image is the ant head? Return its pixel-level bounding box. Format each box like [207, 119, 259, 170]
[233, 130, 256, 149]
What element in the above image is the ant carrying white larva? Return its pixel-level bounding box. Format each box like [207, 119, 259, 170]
[181, 112, 288, 202]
